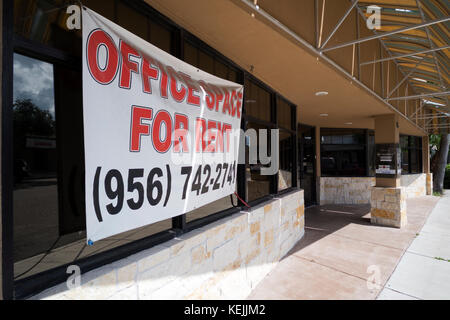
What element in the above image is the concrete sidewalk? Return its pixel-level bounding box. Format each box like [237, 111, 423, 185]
[248, 195, 441, 300]
[378, 191, 450, 300]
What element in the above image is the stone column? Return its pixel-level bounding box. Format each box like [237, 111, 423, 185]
[423, 135, 433, 195]
[370, 114, 407, 228]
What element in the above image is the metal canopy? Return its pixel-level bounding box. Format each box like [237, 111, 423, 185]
[358, 0, 449, 121]
[243, 0, 448, 133]
[321, 0, 449, 133]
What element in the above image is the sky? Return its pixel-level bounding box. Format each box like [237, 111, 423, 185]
[13, 53, 55, 119]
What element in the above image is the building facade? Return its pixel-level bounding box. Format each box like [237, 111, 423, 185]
[1, 0, 448, 299]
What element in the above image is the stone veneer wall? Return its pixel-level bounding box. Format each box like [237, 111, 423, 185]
[426, 173, 433, 195]
[400, 173, 427, 198]
[370, 187, 406, 228]
[30, 190, 305, 300]
[320, 177, 375, 205]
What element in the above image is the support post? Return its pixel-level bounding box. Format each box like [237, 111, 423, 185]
[423, 135, 432, 195]
[371, 114, 407, 228]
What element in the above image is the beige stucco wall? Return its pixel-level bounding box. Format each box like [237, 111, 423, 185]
[29, 190, 305, 300]
[320, 177, 376, 205]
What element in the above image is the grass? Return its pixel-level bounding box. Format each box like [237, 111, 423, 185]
[434, 257, 450, 262]
[433, 191, 443, 197]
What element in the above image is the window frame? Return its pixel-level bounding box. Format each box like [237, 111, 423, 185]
[2, 0, 299, 299]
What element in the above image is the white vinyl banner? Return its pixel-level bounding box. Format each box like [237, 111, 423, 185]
[82, 8, 243, 242]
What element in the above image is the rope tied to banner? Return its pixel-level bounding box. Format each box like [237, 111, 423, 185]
[233, 192, 251, 209]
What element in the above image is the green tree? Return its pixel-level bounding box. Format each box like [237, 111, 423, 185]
[13, 98, 55, 137]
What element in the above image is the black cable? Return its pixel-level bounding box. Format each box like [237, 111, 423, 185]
[14, 236, 62, 280]
[73, 242, 87, 262]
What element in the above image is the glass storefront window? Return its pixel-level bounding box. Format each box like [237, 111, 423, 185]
[13, 53, 59, 262]
[183, 40, 238, 82]
[14, 0, 83, 57]
[320, 128, 367, 177]
[279, 130, 294, 191]
[277, 97, 292, 130]
[244, 79, 271, 122]
[246, 122, 273, 202]
[401, 135, 423, 174]
[9, 0, 297, 293]
[12, 0, 177, 281]
[368, 131, 375, 176]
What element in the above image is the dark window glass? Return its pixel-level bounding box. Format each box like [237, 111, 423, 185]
[246, 122, 273, 202]
[411, 136, 422, 174]
[401, 135, 409, 174]
[244, 79, 271, 122]
[13, 53, 59, 262]
[183, 40, 238, 82]
[181, 40, 242, 222]
[368, 131, 375, 176]
[277, 98, 292, 130]
[12, 52, 173, 280]
[320, 128, 367, 177]
[149, 21, 173, 53]
[117, 0, 149, 40]
[183, 41, 198, 67]
[12, 1, 177, 279]
[298, 125, 316, 206]
[14, 0, 82, 58]
[401, 135, 423, 174]
[187, 196, 234, 223]
[279, 130, 294, 191]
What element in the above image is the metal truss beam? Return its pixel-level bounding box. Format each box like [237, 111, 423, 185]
[386, 91, 450, 101]
[320, 0, 359, 49]
[321, 16, 450, 52]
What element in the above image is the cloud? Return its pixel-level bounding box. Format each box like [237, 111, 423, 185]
[13, 53, 55, 118]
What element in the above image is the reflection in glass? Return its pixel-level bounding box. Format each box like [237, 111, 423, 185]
[277, 98, 292, 130]
[14, 0, 82, 57]
[279, 130, 293, 191]
[13, 53, 59, 262]
[244, 79, 271, 122]
[298, 125, 316, 206]
[246, 122, 273, 202]
[320, 128, 367, 177]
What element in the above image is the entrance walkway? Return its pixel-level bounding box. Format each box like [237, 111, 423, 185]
[378, 191, 450, 300]
[248, 196, 440, 300]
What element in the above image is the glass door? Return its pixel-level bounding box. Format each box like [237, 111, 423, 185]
[298, 124, 316, 207]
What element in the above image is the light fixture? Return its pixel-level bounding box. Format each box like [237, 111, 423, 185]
[423, 99, 445, 107]
[319, 113, 328, 117]
[344, 122, 353, 125]
[315, 91, 328, 96]
[395, 8, 412, 13]
[413, 77, 427, 83]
